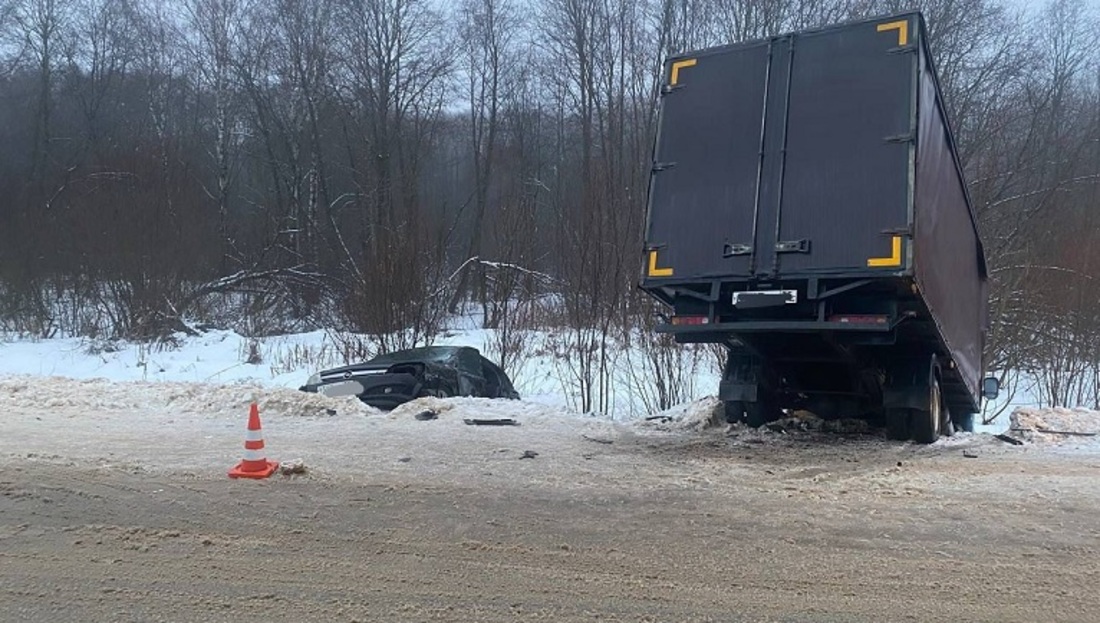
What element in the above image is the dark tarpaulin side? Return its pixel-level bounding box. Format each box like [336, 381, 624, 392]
[914, 45, 985, 406]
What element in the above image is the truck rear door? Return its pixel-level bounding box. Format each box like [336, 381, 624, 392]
[644, 16, 917, 283]
[773, 20, 914, 275]
[645, 42, 769, 280]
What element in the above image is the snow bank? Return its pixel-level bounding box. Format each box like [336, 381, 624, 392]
[0, 375, 378, 419]
[0, 325, 721, 420]
[1009, 406, 1100, 443]
[0, 375, 632, 478]
[635, 397, 725, 432]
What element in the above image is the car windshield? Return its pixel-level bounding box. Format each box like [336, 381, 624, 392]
[367, 346, 470, 367]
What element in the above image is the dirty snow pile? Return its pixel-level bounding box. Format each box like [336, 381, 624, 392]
[633, 398, 877, 437]
[0, 375, 379, 419]
[765, 411, 872, 434]
[387, 394, 575, 423]
[0, 374, 637, 480]
[635, 396, 725, 432]
[1009, 406, 1100, 443]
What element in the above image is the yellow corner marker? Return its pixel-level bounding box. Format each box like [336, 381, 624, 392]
[648, 250, 673, 277]
[876, 20, 909, 46]
[868, 236, 903, 268]
[670, 59, 697, 86]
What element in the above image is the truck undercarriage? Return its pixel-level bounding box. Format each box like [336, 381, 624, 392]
[651, 275, 979, 442]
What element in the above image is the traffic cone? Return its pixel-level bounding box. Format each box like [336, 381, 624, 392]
[228, 401, 279, 479]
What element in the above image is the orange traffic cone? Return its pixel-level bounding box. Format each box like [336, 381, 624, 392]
[228, 401, 279, 479]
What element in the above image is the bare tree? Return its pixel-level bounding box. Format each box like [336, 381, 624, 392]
[180, 0, 251, 259]
[2, 0, 75, 188]
[331, 0, 454, 348]
[449, 0, 524, 321]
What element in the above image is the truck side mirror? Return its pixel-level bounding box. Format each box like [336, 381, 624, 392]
[981, 377, 1000, 400]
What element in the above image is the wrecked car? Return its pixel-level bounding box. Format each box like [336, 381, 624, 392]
[299, 345, 520, 410]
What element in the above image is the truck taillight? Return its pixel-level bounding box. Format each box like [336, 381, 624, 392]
[671, 315, 709, 325]
[828, 314, 888, 325]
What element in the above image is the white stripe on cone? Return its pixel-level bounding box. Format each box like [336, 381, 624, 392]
[242, 448, 266, 462]
[245, 428, 265, 441]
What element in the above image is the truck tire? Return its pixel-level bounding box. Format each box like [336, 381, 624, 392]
[939, 387, 955, 437]
[911, 376, 943, 444]
[724, 401, 745, 424]
[884, 408, 909, 440]
[942, 418, 955, 437]
[744, 401, 770, 428]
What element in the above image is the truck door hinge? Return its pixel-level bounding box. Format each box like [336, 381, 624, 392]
[775, 239, 811, 254]
[885, 133, 914, 144]
[723, 243, 753, 257]
[660, 84, 686, 95]
[887, 45, 917, 55]
[881, 226, 912, 236]
[652, 161, 677, 172]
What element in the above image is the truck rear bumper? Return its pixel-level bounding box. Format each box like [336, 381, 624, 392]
[657, 319, 895, 343]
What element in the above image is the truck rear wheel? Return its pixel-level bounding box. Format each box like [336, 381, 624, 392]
[725, 399, 779, 427]
[743, 400, 772, 428]
[724, 401, 745, 424]
[884, 408, 909, 440]
[911, 376, 943, 444]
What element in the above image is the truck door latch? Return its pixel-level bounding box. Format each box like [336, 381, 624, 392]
[723, 243, 753, 257]
[775, 239, 811, 253]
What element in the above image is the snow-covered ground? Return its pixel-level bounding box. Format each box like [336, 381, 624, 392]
[0, 324, 1087, 441]
[0, 324, 722, 421]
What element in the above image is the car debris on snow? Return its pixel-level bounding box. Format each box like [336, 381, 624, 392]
[581, 434, 613, 445]
[280, 459, 307, 475]
[464, 418, 519, 426]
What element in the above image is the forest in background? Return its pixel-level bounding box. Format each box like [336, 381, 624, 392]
[0, 0, 1098, 413]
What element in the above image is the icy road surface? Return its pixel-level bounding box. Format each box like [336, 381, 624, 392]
[3, 376, 1100, 622]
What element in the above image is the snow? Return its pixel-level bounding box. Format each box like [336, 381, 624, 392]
[0, 327, 551, 399]
[0, 374, 634, 486]
[978, 371, 1044, 433]
[634, 396, 725, 432]
[0, 330, 329, 388]
[1008, 407, 1100, 447]
[0, 375, 379, 419]
[0, 325, 721, 419]
[3, 324, 1098, 459]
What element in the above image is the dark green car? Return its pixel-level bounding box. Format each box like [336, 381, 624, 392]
[299, 346, 520, 410]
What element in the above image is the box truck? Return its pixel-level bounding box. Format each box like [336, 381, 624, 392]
[640, 12, 999, 443]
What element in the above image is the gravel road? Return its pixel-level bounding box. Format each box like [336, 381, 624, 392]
[2, 378, 1099, 622]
